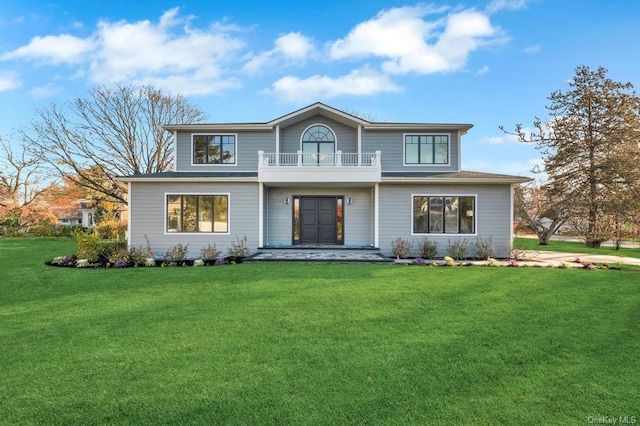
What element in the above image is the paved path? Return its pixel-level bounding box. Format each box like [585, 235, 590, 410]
[523, 250, 640, 266]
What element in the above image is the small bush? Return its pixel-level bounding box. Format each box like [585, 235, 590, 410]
[75, 231, 103, 262]
[446, 239, 469, 260]
[391, 237, 413, 259]
[227, 235, 251, 257]
[200, 243, 221, 260]
[417, 237, 439, 259]
[164, 243, 189, 262]
[474, 236, 495, 259]
[94, 220, 127, 240]
[128, 245, 154, 266]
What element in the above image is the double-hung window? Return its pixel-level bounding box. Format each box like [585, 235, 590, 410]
[193, 135, 236, 164]
[166, 194, 229, 233]
[405, 135, 448, 164]
[413, 195, 475, 234]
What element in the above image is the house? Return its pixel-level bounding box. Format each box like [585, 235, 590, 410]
[55, 200, 95, 228]
[118, 102, 530, 259]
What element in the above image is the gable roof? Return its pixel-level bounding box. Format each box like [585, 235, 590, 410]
[163, 102, 473, 133]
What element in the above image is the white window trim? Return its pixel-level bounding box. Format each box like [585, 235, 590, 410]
[164, 192, 231, 235]
[410, 193, 477, 236]
[299, 123, 338, 152]
[190, 133, 238, 167]
[402, 133, 451, 167]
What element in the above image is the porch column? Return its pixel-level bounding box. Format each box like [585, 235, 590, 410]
[275, 125, 280, 166]
[374, 183, 379, 248]
[258, 182, 264, 247]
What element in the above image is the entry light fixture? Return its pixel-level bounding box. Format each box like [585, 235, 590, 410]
[284, 197, 290, 204]
[347, 197, 353, 205]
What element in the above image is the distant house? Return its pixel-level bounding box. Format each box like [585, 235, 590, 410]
[56, 200, 95, 228]
[118, 102, 530, 258]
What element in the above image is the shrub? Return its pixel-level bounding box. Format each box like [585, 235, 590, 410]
[200, 243, 221, 260]
[474, 236, 495, 259]
[227, 235, 251, 257]
[94, 220, 127, 240]
[446, 239, 469, 260]
[75, 231, 103, 262]
[164, 243, 189, 262]
[391, 237, 413, 259]
[417, 237, 439, 259]
[33, 220, 57, 237]
[128, 244, 154, 266]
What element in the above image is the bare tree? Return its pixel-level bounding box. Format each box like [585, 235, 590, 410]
[514, 181, 570, 245]
[502, 65, 640, 247]
[23, 84, 207, 204]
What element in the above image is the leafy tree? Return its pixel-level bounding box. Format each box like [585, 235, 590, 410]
[0, 136, 51, 232]
[23, 84, 207, 204]
[502, 65, 640, 247]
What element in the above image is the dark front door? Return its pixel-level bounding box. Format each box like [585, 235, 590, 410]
[299, 197, 339, 244]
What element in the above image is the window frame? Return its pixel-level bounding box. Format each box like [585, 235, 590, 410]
[191, 133, 238, 166]
[411, 194, 477, 236]
[164, 192, 231, 235]
[403, 133, 450, 166]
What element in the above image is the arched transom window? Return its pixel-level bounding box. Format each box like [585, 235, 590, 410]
[302, 125, 335, 165]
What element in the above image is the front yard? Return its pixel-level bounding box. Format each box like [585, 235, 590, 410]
[1, 238, 638, 424]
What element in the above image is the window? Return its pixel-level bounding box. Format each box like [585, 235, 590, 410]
[405, 135, 448, 164]
[413, 195, 475, 234]
[302, 124, 335, 166]
[193, 135, 236, 164]
[167, 194, 229, 233]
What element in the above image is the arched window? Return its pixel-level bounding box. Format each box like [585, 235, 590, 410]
[301, 125, 335, 165]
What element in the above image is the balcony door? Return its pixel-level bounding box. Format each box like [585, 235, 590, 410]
[302, 124, 335, 166]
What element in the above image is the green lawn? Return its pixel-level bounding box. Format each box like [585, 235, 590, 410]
[1, 238, 639, 425]
[514, 236, 640, 259]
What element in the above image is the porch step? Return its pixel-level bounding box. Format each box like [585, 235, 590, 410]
[245, 249, 390, 263]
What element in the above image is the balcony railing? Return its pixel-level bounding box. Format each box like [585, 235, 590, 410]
[259, 150, 381, 167]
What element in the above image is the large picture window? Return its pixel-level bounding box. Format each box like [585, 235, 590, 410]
[413, 195, 475, 234]
[193, 135, 236, 164]
[405, 135, 448, 164]
[167, 194, 229, 233]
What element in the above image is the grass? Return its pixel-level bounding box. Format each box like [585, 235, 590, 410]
[514, 236, 640, 259]
[1, 238, 639, 424]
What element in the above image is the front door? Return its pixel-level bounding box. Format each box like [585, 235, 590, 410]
[296, 197, 343, 245]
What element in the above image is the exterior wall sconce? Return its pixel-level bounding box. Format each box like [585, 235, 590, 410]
[347, 197, 353, 205]
[284, 197, 290, 204]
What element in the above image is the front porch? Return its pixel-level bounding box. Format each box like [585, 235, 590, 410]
[246, 247, 389, 263]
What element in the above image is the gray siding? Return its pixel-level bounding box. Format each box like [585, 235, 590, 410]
[129, 181, 260, 258]
[378, 183, 512, 257]
[362, 130, 460, 172]
[265, 186, 373, 246]
[175, 130, 276, 172]
[280, 117, 357, 154]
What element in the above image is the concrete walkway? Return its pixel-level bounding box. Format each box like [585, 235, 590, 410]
[245, 248, 640, 266]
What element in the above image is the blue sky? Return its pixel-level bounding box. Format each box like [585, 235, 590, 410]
[1, 0, 639, 177]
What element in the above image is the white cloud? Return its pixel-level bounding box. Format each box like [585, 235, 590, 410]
[263, 66, 402, 103]
[481, 126, 535, 145]
[1, 34, 96, 64]
[0, 71, 20, 91]
[28, 83, 63, 98]
[329, 5, 502, 75]
[1, 8, 246, 96]
[523, 44, 541, 54]
[486, 0, 531, 14]
[476, 65, 490, 75]
[244, 32, 314, 74]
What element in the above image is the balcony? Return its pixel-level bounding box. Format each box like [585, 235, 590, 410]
[258, 150, 381, 184]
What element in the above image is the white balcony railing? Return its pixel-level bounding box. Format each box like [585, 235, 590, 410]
[259, 150, 380, 167]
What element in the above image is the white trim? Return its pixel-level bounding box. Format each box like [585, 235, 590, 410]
[300, 123, 337, 152]
[374, 183, 379, 248]
[275, 125, 280, 155]
[190, 133, 238, 167]
[173, 130, 178, 172]
[410, 193, 478, 236]
[457, 130, 462, 172]
[127, 182, 132, 248]
[163, 192, 231, 236]
[402, 133, 451, 167]
[258, 183, 264, 247]
[509, 184, 515, 248]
